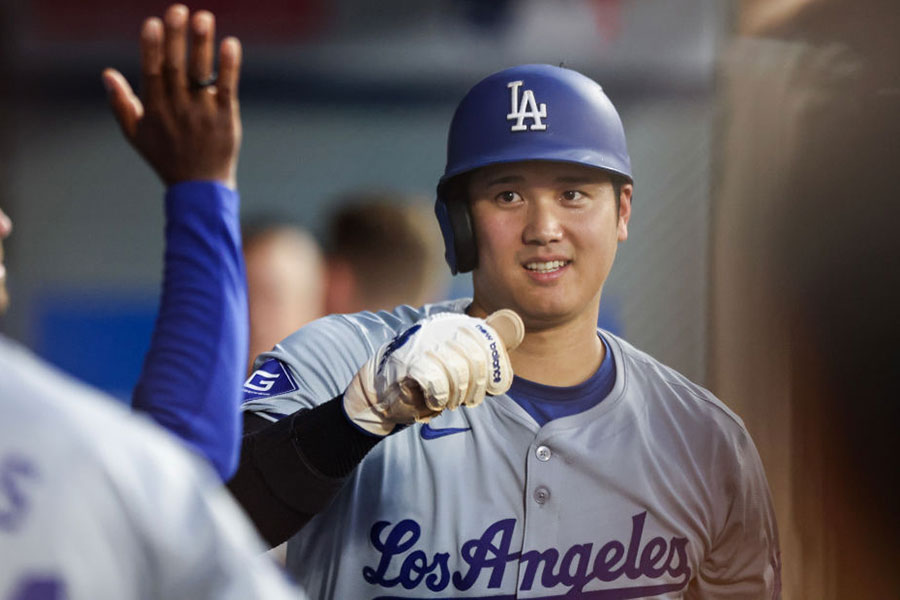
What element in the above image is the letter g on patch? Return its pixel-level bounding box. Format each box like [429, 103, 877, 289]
[242, 359, 299, 401]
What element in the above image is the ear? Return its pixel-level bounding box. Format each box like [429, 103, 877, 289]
[616, 183, 633, 242]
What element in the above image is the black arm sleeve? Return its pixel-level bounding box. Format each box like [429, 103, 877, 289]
[226, 396, 381, 547]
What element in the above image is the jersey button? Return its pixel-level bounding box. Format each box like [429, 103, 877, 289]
[534, 486, 550, 504]
[535, 445, 552, 462]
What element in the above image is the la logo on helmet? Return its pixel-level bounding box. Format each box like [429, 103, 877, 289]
[506, 80, 547, 132]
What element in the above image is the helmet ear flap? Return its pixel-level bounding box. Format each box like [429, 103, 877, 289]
[435, 177, 477, 275]
[447, 197, 477, 274]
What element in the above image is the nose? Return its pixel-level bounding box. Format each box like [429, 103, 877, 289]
[0, 208, 11, 239]
[522, 198, 562, 246]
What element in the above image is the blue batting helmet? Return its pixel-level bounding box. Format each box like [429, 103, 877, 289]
[435, 64, 633, 274]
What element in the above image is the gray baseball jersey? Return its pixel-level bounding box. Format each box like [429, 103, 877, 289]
[0, 335, 305, 600]
[243, 299, 780, 599]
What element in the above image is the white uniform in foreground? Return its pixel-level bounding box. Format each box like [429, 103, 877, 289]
[243, 299, 780, 599]
[0, 335, 303, 600]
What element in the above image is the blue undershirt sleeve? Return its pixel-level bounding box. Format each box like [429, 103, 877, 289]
[131, 181, 248, 481]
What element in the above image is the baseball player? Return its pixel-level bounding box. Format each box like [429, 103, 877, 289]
[229, 65, 781, 598]
[2, 5, 310, 598]
[0, 333, 303, 600]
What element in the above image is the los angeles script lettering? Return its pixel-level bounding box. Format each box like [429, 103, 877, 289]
[362, 512, 691, 595]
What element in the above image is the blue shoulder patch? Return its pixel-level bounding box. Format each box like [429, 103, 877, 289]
[242, 359, 299, 402]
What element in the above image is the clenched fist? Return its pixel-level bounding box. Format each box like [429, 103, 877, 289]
[343, 310, 525, 436]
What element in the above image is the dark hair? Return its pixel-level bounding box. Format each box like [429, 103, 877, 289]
[610, 173, 629, 213]
[327, 194, 444, 306]
[241, 214, 307, 247]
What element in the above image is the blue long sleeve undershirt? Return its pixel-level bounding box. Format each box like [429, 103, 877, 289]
[131, 181, 247, 481]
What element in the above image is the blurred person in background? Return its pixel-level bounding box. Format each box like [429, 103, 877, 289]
[243, 219, 326, 372]
[1, 4, 304, 597]
[323, 192, 448, 315]
[710, 0, 900, 596]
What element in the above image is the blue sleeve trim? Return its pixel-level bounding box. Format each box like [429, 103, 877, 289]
[131, 181, 248, 480]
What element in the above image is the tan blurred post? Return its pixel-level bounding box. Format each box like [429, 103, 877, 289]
[709, 38, 809, 598]
[711, 2, 900, 597]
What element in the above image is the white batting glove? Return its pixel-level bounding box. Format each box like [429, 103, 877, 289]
[343, 309, 525, 436]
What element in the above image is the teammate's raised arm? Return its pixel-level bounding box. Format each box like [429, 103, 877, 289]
[103, 4, 246, 480]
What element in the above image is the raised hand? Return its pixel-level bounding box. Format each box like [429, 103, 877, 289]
[102, 4, 242, 189]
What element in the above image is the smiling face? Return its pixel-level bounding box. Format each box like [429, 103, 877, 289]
[0, 207, 11, 314]
[467, 161, 631, 330]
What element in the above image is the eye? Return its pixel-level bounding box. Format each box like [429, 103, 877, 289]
[561, 190, 586, 202]
[495, 191, 522, 204]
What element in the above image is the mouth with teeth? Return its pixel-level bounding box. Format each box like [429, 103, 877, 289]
[524, 259, 570, 274]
